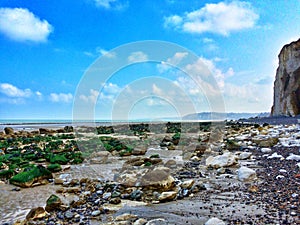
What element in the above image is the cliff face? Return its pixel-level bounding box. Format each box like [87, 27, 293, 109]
[271, 39, 300, 116]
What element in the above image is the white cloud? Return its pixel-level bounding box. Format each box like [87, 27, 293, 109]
[157, 52, 188, 73]
[97, 48, 116, 58]
[164, 1, 258, 36]
[223, 82, 273, 111]
[128, 51, 148, 63]
[94, 0, 128, 10]
[163, 15, 183, 29]
[50, 93, 73, 103]
[152, 84, 164, 96]
[0, 8, 53, 42]
[0, 83, 32, 97]
[80, 89, 99, 104]
[79, 83, 121, 104]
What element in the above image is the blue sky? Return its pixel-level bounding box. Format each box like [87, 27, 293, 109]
[0, 0, 299, 120]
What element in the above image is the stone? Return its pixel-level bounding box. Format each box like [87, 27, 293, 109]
[205, 151, 238, 168]
[132, 147, 147, 155]
[140, 167, 175, 191]
[238, 166, 256, 182]
[115, 213, 137, 221]
[133, 218, 148, 225]
[286, 153, 300, 161]
[253, 137, 279, 147]
[158, 191, 177, 202]
[261, 147, 272, 153]
[26, 207, 47, 220]
[91, 210, 101, 216]
[130, 189, 143, 200]
[238, 152, 252, 160]
[39, 128, 52, 134]
[180, 179, 195, 189]
[205, 217, 225, 225]
[271, 38, 300, 116]
[110, 197, 121, 204]
[65, 210, 74, 219]
[9, 165, 53, 188]
[4, 127, 14, 135]
[145, 218, 167, 225]
[45, 194, 62, 212]
[54, 178, 64, 185]
[64, 126, 74, 132]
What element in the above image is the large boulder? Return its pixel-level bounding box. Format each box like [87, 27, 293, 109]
[206, 151, 238, 168]
[4, 127, 14, 135]
[10, 165, 53, 188]
[140, 166, 175, 191]
[271, 38, 300, 116]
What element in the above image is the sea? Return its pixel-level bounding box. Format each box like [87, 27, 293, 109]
[0, 118, 187, 131]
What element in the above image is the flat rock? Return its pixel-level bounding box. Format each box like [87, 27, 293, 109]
[238, 166, 256, 182]
[206, 151, 238, 168]
[205, 217, 225, 225]
[158, 191, 177, 202]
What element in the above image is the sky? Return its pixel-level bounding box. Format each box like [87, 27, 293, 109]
[0, 0, 300, 120]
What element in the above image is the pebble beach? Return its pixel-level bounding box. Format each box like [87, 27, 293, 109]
[0, 119, 299, 225]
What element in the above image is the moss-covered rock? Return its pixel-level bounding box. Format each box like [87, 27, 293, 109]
[49, 154, 68, 165]
[47, 163, 62, 172]
[45, 194, 62, 212]
[10, 165, 53, 188]
[0, 169, 15, 179]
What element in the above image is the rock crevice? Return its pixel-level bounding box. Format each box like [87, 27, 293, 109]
[271, 38, 300, 116]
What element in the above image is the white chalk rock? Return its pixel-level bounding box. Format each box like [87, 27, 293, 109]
[238, 166, 256, 182]
[261, 148, 272, 153]
[206, 151, 238, 168]
[205, 217, 226, 225]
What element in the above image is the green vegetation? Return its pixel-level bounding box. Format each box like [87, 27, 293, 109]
[10, 165, 52, 184]
[150, 154, 160, 159]
[47, 163, 62, 172]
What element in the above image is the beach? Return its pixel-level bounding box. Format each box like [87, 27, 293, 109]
[0, 120, 299, 224]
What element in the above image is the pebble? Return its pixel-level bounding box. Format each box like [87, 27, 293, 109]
[64, 210, 74, 219]
[91, 210, 101, 216]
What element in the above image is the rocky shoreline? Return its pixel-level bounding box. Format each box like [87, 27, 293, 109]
[0, 120, 299, 224]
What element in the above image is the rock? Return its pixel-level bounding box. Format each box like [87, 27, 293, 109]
[54, 178, 64, 185]
[26, 207, 47, 220]
[45, 194, 62, 212]
[261, 147, 272, 153]
[9, 165, 53, 188]
[91, 210, 101, 216]
[286, 153, 300, 161]
[140, 166, 175, 191]
[146, 218, 167, 225]
[132, 147, 147, 155]
[267, 152, 284, 159]
[64, 126, 74, 132]
[65, 210, 74, 219]
[115, 213, 137, 221]
[205, 151, 238, 168]
[110, 197, 121, 204]
[238, 166, 256, 182]
[205, 217, 225, 225]
[133, 218, 148, 225]
[4, 127, 14, 135]
[180, 179, 195, 189]
[39, 128, 52, 134]
[253, 137, 279, 147]
[271, 38, 300, 116]
[158, 191, 177, 202]
[130, 189, 143, 201]
[238, 152, 252, 160]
